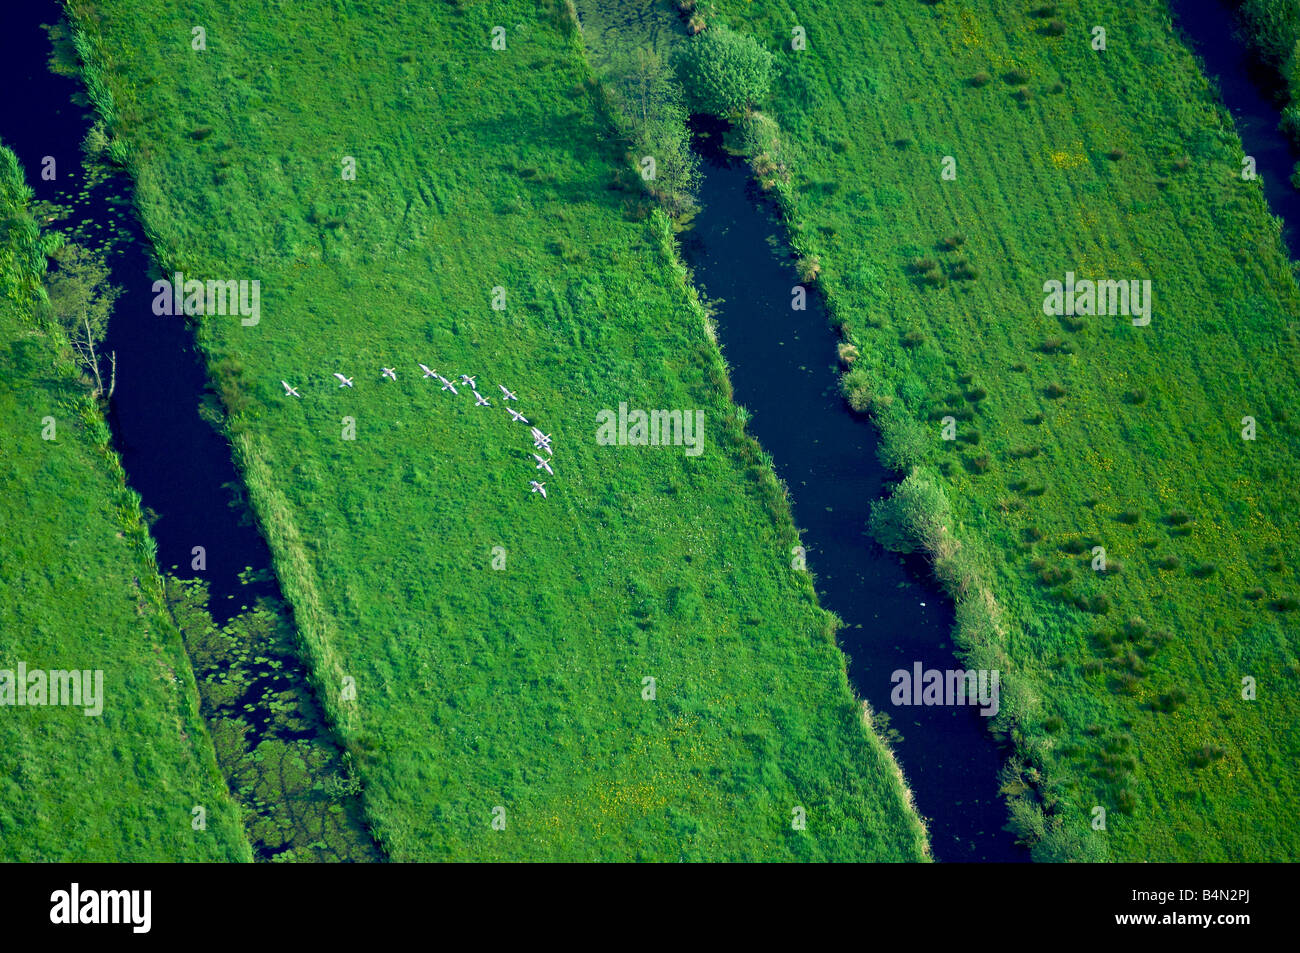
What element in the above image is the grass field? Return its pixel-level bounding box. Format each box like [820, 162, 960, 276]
[66, 0, 930, 860]
[0, 145, 250, 861]
[693, 0, 1300, 859]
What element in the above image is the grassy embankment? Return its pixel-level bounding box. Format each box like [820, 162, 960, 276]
[68, 0, 929, 860]
[0, 145, 250, 861]
[698, 0, 1300, 860]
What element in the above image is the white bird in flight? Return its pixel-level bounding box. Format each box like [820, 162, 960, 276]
[418, 363, 438, 378]
[440, 377, 458, 394]
[460, 374, 476, 388]
[498, 385, 518, 401]
[333, 373, 354, 388]
[281, 380, 301, 398]
[506, 407, 529, 424]
[533, 453, 553, 475]
[382, 367, 397, 381]
[473, 391, 490, 407]
[529, 481, 547, 498]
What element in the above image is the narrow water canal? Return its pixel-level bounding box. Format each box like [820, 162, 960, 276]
[682, 118, 1027, 862]
[2, 1, 378, 861]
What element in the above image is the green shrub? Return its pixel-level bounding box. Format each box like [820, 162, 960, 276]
[951, 259, 979, 280]
[1039, 565, 1074, 586]
[869, 468, 951, 554]
[1154, 687, 1189, 712]
[840, 367, 874, 413]
[1191, 744, 1228, 768]
[674, 23, 774, 116]
[1086, 593, 1112, 614]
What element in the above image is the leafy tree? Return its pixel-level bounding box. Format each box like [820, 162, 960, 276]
[45, 242, 120, 398]
[604, 47, 699, 215]
[674, 23, 774, 117]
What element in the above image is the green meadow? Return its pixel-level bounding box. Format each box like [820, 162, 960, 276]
[0, 146, 250, 861]
[67, 0, 929, 860]
[697, 0, 1300, 859]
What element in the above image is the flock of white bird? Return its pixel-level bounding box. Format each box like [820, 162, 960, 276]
[279, 362, 553, 498]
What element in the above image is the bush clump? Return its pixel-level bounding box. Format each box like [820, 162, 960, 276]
[840, 366, 874, 414]
[675, 24, 774, 116]
[1153, 687, 1189, 713]
[951, 259, 979, 281]
[869, 468, 951, 554]
[1190, 744, 1227, 768]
